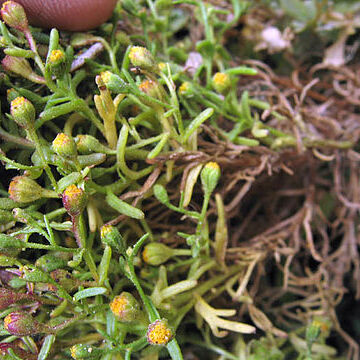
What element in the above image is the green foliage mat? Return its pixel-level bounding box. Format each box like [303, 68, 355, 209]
[0, 0, 359, 359]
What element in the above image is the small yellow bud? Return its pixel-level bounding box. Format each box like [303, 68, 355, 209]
[138, 79, 164, 105]
[139, 79, 156, 96]
[10, 96, 35, 128]
[48, 49, 66, 78]
[4, 311, 47, 336]
[158, 62, 167, 71]
[110, 292, 140, 322]
[100, 224, 125, 253]
[100, 224, 112, 238]
[129, 46, 157, 71]
[100, 70, 111, 84]
[52, 133, 77, 158]
[142, 242, 174, 266]
[49, 49, 64, 63]
[200, 162, 221, 195]
[99, 71, 129, 94]
[1, 1, 28, 32]
[6, 88, 20, 103]
[8, 176, 58, 203]
[178, 81, 194, 98]
[62, 184, 87, 217]
[212, 72, 231, 94]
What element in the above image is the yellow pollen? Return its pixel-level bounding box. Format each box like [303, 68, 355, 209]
[100, 225, 112, 238]
[129, 46, 143, 59]
[49, 49, 64, 62]
[312, 320, 329, 333]
[53, 133, 70, 147]
[100, 71, 111, 84]
[205, 161, 220, 170]
[147, 319, 173, 345]
[139, 80, 153, 92]
[213, 72, 228, 85]
[158, 62, 166, 71]
[70, 345, 78, 359]
[1, 1, 11, 12]
[64, 184, 82, 198]
[11, 96, 26, 109]
[142, 248, 149, 263]
[4, 314, 13, 329]
[179, 82, 189, 94]
[110, 295, 128, 316]
[8, 179, 17, 197]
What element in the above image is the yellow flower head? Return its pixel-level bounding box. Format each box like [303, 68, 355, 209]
[212, 72, 231, 94]
[53, 133, 70, 147]
[70, 345, 77, 359]
[138, 79, 160, 100]
[178, 82, 190, 95]
[204, 161, 220, 171]
[110, 292, 140, 322]
[10, 96, 35, 128]
[3, 313, 13, 329]
[147, 319, 173, 345]
[52, 133, 77, 157]
[213, 72, 229, 86]
[110, 295, 127, 315]
[63, 184, 82, 199]
[139, 79, 153, 93]
[158, 62, 166, 71]
[100, 224, 113, 239]
[100, 70, 111, 84]
[49, 49, 65, 63]
[129, 46, 157, 71]
[11, 96, 26, 109]
[62, 184, 87, 216]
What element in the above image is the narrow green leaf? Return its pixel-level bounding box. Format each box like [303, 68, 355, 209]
[153, 184, 170, 205]
[73, 287, 107, 301]
[37, 334, 56, 360]
[106, 191, 144, 219]
[167, 339, 184, 360]
[225, 66, 257, 76]
[57, 172, 82, 193]
[182, 108, 214, 143]
[4, 48, 34, 58]
[98, 245, 112, 286]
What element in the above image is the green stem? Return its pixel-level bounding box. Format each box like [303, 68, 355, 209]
[26, 128, 57, 190]
[72, 214, 99, 282]
[0, 127, 34, 149]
